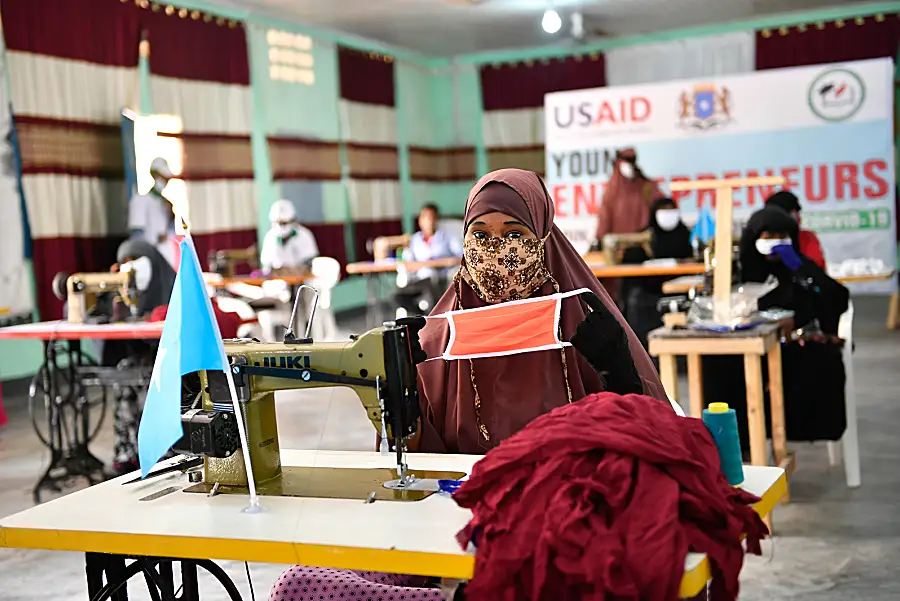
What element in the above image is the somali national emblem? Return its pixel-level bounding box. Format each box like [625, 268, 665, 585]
[678, 84, 732, 131]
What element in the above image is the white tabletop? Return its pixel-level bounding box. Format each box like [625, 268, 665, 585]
[0, 450, 785, 594]
[0, 320, 163, 341]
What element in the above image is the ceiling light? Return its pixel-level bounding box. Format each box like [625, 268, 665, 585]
[542, 9, 562, 34]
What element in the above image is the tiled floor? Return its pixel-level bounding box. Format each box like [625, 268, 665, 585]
[1, 299, 899, 600]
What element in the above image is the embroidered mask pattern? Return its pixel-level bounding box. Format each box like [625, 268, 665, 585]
[460, 235, 549, 304]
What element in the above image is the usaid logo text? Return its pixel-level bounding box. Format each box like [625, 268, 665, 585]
[553, 97, 651, 129]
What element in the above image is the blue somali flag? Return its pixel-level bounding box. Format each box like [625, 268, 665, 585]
[137, 236, 227, 477]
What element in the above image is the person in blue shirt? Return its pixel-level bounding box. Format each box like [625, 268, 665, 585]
[395, 203, 463, 315]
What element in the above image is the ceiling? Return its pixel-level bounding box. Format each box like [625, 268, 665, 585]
[212, 0, 865, 57]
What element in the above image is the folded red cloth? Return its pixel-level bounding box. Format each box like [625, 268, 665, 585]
[453, 392, 768, 601]
[149, 301, 242, 340]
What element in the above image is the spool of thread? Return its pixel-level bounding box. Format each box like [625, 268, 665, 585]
[702, 402, 744, 486]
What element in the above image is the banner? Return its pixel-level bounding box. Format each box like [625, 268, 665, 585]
[545, 58, 896, 293]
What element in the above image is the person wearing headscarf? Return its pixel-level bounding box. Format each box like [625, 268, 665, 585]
[103, 238, 176, 477]
[703, 206, 850, 449]
[765, 189, 826, 268]
[595, 148, 664, 244]
[620, 197, 693, 349]
[260, 199, 319, 274]
[268, 169, 668, 601]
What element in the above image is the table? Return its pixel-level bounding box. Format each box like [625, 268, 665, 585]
[345, 258, 460, 326]
[581, 252, 706, 279]
[648, 323, 795, 503]
[662, 271, 897, 295]
[0, 321, 163, 501]
[0, 450, 786, 600]
[207, 273, 309, 288]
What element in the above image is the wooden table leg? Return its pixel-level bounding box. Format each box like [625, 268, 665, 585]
[743, 354, 767, 467]
[686, 354, 704, 418]
[659, 354, 679, 404]
[766, 343, 792, 503]
[887, 292, 899, 330]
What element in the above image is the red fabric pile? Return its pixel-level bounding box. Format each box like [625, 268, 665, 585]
[453, 393, 768, 601]
[149, 301, 242, 340]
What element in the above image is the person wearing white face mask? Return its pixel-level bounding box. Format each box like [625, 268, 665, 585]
[594, 148, 664, 302]
[260, 199, 320, 274]
[595, 148, 664, 246]
[128, 157, 179, 268]
[620, 198, 693, 349]
[703, 206, 850, 453]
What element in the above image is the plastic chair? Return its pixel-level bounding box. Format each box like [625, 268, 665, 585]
[308, 256, 341, 341]
[826, 300, 861, 488]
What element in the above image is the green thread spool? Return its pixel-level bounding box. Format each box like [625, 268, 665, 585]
[702, 402, 744, 486]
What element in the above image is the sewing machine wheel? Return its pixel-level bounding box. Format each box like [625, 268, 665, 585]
[28, 344, 108, 448]
[52, 272, 70, 301]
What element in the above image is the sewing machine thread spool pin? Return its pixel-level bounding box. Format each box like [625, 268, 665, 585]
[284, 284, 319, 344]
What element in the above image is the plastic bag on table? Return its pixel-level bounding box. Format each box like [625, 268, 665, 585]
[687, 277, 780, 330]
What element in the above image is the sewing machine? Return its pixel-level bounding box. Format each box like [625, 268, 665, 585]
[602, 230, 653, 265]
[208, 245, 258, 277]
[172, 320, 446, 501]
[53, 270, 139, 324]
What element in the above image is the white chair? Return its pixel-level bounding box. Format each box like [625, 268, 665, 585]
[826, 300, 861, 488]
[308, 256, 341, 341]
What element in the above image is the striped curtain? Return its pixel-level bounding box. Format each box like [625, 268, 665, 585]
[141, 7, 257, 265]
[268, 136, 347, 267]
[401, 62, 477, 219]
[756, 14, 900, 70]
[480, 56, 606, 178]
[1, 0, 140, 319]
[338, 47, 403, 261]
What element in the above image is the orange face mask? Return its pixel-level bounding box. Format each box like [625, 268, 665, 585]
[426, 289, 590, 361]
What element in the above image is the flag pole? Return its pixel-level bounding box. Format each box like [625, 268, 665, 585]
[182, 224, 261, 512]
[223, 364, 262, 512]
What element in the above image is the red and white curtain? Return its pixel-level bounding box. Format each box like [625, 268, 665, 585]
[1, 0, 139, 319]
[605, 32, 755, 86]
[755, 14, 900, 70]
[338, 47, 403, 261]
[401, 63, 477, 219]
[480, 56, 606, 178]
[141, 7, 257, 266]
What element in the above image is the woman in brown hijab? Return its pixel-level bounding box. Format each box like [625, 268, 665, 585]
[414, 168, 668, 454]
[268, 168, 668, 601]
[595, 148, 665, 242]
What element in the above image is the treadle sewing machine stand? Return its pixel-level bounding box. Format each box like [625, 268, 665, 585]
[85, 552, 244, 601]
[34, 339, 105, 503]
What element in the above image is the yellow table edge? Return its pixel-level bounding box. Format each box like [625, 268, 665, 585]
[0, 471, 786, 597]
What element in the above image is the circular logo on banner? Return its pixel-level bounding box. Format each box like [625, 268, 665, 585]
[807, 68, 866, 122]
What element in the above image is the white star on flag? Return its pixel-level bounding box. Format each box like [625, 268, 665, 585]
[150, 346, 167, 393]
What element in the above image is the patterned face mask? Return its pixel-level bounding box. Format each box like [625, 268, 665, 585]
[460, 234, 550, 303]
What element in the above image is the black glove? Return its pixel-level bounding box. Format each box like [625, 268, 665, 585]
[569, 291, 643, 395]
[396, 316, 428, 365]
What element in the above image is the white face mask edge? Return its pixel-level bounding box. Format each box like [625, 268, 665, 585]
[618, 162, 635, 179]
[655, 209, 680, 232]
[755, 238, 791, 256]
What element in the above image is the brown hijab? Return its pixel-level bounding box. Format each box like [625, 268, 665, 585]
[416, 169, 667, 454]
[595, 148, 664, 240]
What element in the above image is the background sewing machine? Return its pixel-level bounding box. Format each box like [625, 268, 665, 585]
[52, 269, 140, 324]
[207, 245, 259, 277]
[601, 231, 653, 265]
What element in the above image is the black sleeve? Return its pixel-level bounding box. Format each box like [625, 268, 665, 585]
[794, 258, 850, 332]
[602, 338, 644, 395]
